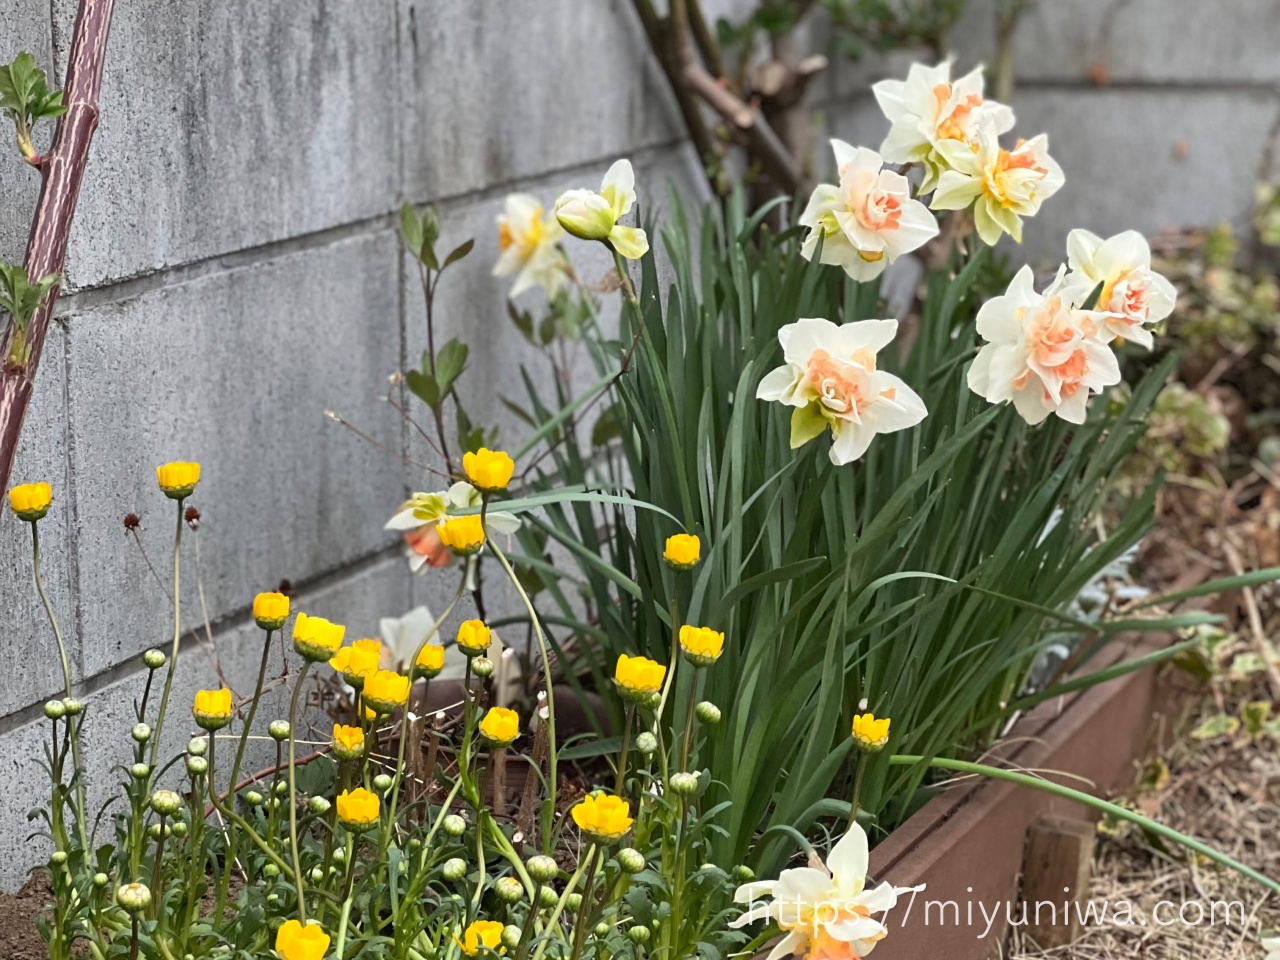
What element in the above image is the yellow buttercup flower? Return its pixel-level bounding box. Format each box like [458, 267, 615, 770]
[437, 515, 485, 556]
[479, 706, 520, 747]
[614, 654, 666, 703]
[463, 448, 515, 493]
[336, 787, 380, 830]
[274, 919, 330, 960]
[292, 612, 345, 663]
[363, 669, 411, 714]
[678, 625, 724, 667]
[663, 533, 701, 570]
[8, 482, 51, 521]
[192, 688, 233, 731]
[851, 712, 891, 753]
[253, 591, 290, 631]
[456, 919, 506, 956]
[331, 723, 365, 761]
[456, 619, 492, 657]
[330, 638, 382, 688]
[156, 461, 200, 499]
[414, 643, 446, 679]
[571, 793, 633, 844]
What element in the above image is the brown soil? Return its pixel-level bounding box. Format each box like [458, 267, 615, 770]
[0, 875, 53, 960]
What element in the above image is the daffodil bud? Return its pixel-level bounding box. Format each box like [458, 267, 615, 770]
[694, 701, 721, 725]
[527, 855, 559, 884]
[245, 791, 264, 807]
[93, 872, 108, 888]
[51, 850, 68, 866]
[635, 732, 657, 756]
[186, 756, 207, 776]
[443, 858, 467, 881]
[554, 191, 616, 241]
[669, 772, 699, 796]
[472, 656, 495, 678]
[628, 926, 651, 944]
[143, 649, 166, 670]
[566, 893, 583, 911]
[116, 882, 152, 913]
[495, 876, 524, 903]
[150, 790, 182, 816]
[443, 814, 467, 837]
[538, 886, 559, 908]
[501, 925, 522, 951]
[132, 722, 152, 743]
[130, 763, 150, 780]
[617, 848, 645, 874]
[373, 773, 393, 792]
[61, 698, 83, 716]
[187, 736, 208, 757]
[43, 700, 65, 721]
[268, 720, 291, 742]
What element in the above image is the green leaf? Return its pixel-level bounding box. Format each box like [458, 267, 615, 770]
[443, 238, 475, 269]
[399, 203, 423, 257]
[1133, 567, 1280, 609]
[1079, 279, 1106, 311]
[1190, 713, 1239, 740]
[435, 338, 469, 396]
[404, 368, 440, 409]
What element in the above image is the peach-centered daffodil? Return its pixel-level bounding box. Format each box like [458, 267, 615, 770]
[253, 591, 290, 631]
[479, 706, 520, 747]
[363, 670, 411, 714]
[799, 141, 938, 282]
[192, 688, 233, 731]
[493, 193, 571, 299]
[331, 723, 365, 761]
[851, 712, 891, 753]
[554, 158, 649, 260]
[679, 625, 725, 667]
[8, 481, 51, 521]
[385, 482, 520, 572]
[292, 612, 346, 663]
[730, 823, 920, 960]
[156, 461, 200, 499]
[336, 787, 380, 830]
[967, 265, 1121, 425]
[614, 654, 666, 703]
[663, 533, 701, 570]
[274, 918, 331, 960]
[756, 318, 927, 466]
[330, 638, 383, 688]
[1062, 228, 1176, 350]
[456, 919, 506, 956]
[463, 447, 515, 493]
[571, 793, 633, 844]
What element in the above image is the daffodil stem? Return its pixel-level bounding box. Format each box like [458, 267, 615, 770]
[148, 497, 186, 768]
[889, 755, 1280, 895]
[30, 521, 90, 856]
[287, 660, 314, 922]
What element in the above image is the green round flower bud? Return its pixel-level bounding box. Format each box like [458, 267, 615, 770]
[373, 773, 394, 792]
[527, 855, 559, 884]
[442, 858, 467, 881]
[43, 700, 65, 721]
[61, 698, 83, 716]
[150, 789, 182, 816]
[628, 925, 651, 944]
[332, 844, 346, 864]
[501, 925, 522, 951]
[93, 872, 109, 888]
[143, 649, 167, 670]
[307, 795, 331, 816]
[132, 722, 152, 743]
[268, 720, 291, 742]
[694, 701, 721, 725]
[244, 790, 264, 807]
[187, 737, 208, 757]
[635, 732, 657, 756]
[566, 893, 583, 911]
[617, 848, 645, 874]
[733, 865, 755, 882]
[147, 823, 168, 840]
[269, 779, 287, 796]
[51, 850, 68, 866]
[442, 814, 467, 837]
[408, 837, 422, 850]
[130, 763, 151, 780]
[595, 922, 609, 937]
[644, 691, 663, 710]
[171, 820, 188, 837]
[310, 867, 324, 883]
[186, 756, 207, 776]
[495, 876, 524, 903]
[538, 886, 560, 908]
[472, 656, 495, 678]
[116, 882, 152, 913]
[669, 772, 699, 796]
[263, 863, 280, 878]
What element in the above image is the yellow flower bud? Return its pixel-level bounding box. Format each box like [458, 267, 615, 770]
[329, 638, 382, 688]
[678, 625, 724, 667]
[331, 723, 365, 761]
[478, 706, 520, 747]
[252, 591, 290, 631]
[292, 612, 345, 662]
[613, 654, 666, 703]
[851, 712, 891, 753]
[570, 793, 633, 844]
[192, 688, 233, 731]
[463, 448, 515, 493]
[8, 482, 51, 521]
[363, 669, 411, 714]
[456, 919, 506, 956]
[437, 515, 486, 557]
[414, 643, 446, 679]
[335, 787, 380, 830]
[275, 918, 331, 960]
[663, 533, 700, 570]
[456, 619, 492, 657]
[155, 461, 200, 499]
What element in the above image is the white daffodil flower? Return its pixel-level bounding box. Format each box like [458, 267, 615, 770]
[1061, 228, 1177, 349]
[873, 59, 1015, 193]
[554, 159, 649, 259]
[930, 119, 1064, 246]
[756, 317, 927, 466]
[729, 823, 920, 960]
[799, 142, 939, 282]
[1262, 935, 1280, 960]
[968, 264, 1121, 425]
[493, 193, 571, 299]
[385, 482, 521, 573]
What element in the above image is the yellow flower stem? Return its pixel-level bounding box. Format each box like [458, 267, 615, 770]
[569, 846, 604, 960]
[614, 703, 635, 795]
[286, 660, 314, 922]
[488, 539, 559, 850]
[334, 833, 357, 957]
[679, 668, 699, 773]
[204, 733, 296, 879]
[848, 753, 868, 831]
[530, 844, 595, 960]
[148, 497, 186, 768]
[29, 521, 90, 856]
[228, 628, 274, 793]
[148, 813, 167, 923]
[470, 808, 487, 920]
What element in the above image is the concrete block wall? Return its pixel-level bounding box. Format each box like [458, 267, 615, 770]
[0, 0, 1274, 892]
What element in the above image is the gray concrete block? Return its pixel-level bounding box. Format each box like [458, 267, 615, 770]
[0, 1, 53, 264]
[53, 0, 402, 290]
[63, 229, 408, 677]
[0, 326, 79, 716]
[399, 0, 684, 203]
